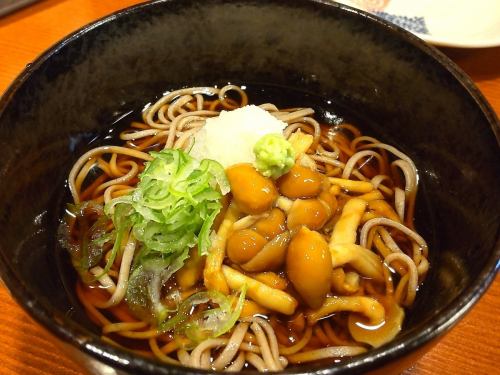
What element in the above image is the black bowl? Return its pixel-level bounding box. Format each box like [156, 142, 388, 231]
[0, 0, 498, 374]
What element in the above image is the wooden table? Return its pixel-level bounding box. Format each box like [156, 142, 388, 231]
[0, 1, 498, 374]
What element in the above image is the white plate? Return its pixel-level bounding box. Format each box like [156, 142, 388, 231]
[335, 0, 500, 48]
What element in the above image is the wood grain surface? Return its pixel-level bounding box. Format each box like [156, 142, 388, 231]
[0, 1, 498, 374]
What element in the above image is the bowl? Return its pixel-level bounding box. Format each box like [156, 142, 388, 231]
[0, 0, 498, 374]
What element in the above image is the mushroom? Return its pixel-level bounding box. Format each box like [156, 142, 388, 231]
[226, 163, 278, 214]
[241, 231, 291, 272]
[286, 227, 333, 309]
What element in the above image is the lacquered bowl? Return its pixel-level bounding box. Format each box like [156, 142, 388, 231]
[0, 0, 498, 374]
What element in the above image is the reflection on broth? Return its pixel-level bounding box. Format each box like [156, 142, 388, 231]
[59, 85, 430, 370]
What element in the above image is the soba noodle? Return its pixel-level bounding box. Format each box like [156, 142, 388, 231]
[59, 85, 429, 370]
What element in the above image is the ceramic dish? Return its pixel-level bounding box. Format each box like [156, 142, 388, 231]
[336, 0, 500, 48]
[0, 0, 498, 374]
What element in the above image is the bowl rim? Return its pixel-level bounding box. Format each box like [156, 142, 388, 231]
[0, 0, 499, 373]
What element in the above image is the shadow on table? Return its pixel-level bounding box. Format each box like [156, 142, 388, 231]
[440, 47, 500, 81]
[0, 0, 67, 26]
